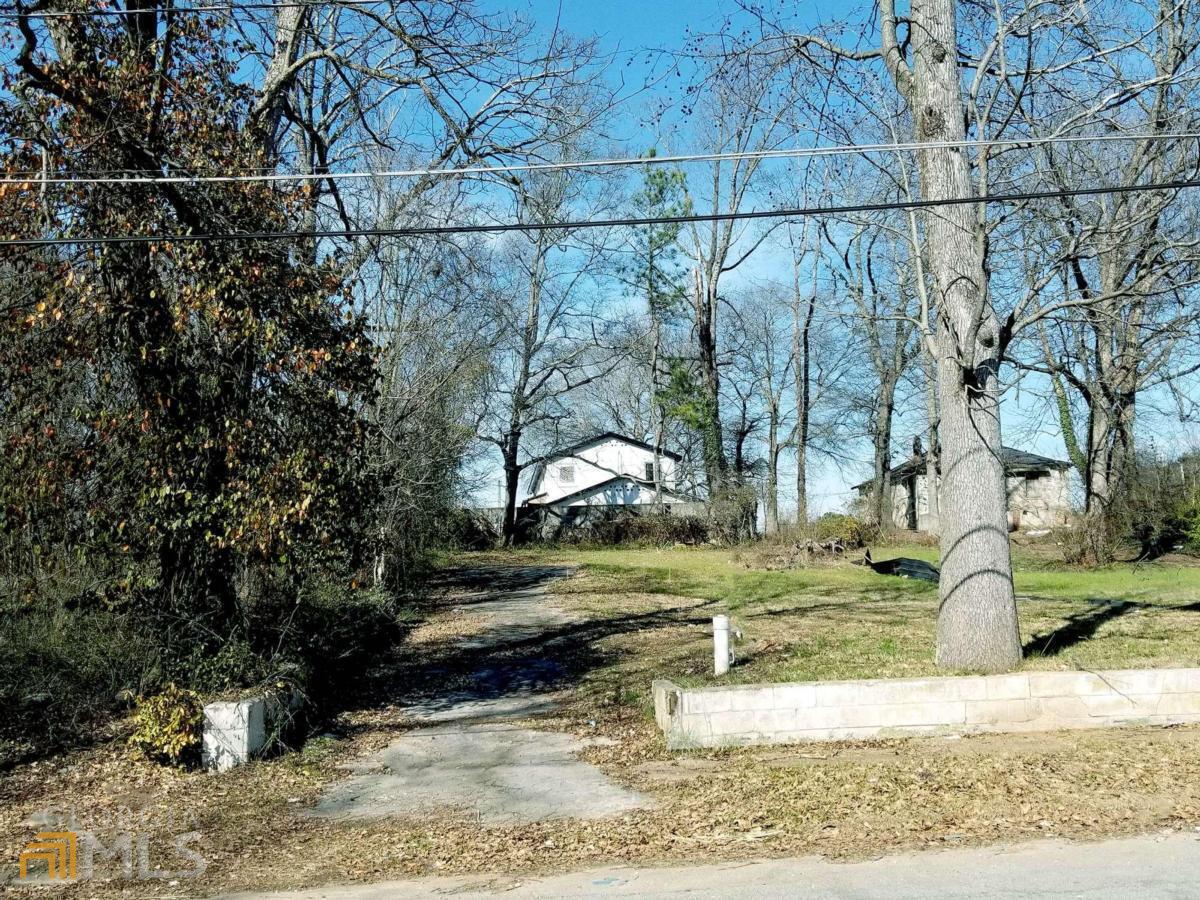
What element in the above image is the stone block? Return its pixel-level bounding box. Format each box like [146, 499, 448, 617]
[1145, 693, 1200, 717]
[1078, 692, 1157, 717]
[652, 679, 681, 731]
[1099, 670, 1168, 696]
[984, 674, 1031, 700]
[682, 689, 731, 715]
[835, 681, 984, 710]
[818, 677, 984, 706]
[203, 698, 266, 772]
[964, 698, 1039, 725]
[1158, 669, 1200, 693]
[202, 688, 301, 772]
[811, 681, 877, 707]
[1027, 671, 1108, 698]
[707, 709, 764, 736]
[727, 686, 779, 710]
[1032, 695, 1092, 722]
[772, 684, 819, 709]
[750, 709, 807, 734]
[796, 701, 964, 731]
[652, 667, 1200, 748]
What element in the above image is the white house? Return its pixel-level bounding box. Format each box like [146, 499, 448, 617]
[523, 432, 701, 534]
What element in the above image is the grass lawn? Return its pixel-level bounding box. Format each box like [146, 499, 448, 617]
[6, 543, 1200, 898]
[492, 542, 1200, 690]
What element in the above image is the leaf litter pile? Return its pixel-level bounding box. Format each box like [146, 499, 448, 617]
[5, 560, 1200, 897]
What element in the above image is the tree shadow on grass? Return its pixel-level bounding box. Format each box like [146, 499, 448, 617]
[329, 563, 730, 735]
[1022, 599, 1140, 658]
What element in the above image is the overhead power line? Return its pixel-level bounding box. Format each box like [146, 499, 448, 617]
[4, 131, 1199, 186]
[3, 174, 1199, 248]
[5, 0, 384, 18]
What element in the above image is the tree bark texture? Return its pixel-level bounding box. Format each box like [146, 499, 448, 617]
[889, 0, 1021, 671]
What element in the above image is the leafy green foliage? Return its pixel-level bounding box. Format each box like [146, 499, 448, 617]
[0, 7, 381, 757]
[627, 155, 691, 322]
[658, 360, 710, 430]
[1, 13, 374, 631]
[129, 685, 204, 766]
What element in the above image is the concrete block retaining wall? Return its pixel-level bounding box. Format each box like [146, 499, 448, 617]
[653, 668, 1200, 748]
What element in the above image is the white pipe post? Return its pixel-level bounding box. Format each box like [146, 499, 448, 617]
[713, 614, 730, 676]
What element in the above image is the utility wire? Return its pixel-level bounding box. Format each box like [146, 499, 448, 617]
[4, 0, 384, 17]
[5, 131, 1199, 185]
[3, 174, 1199, 247]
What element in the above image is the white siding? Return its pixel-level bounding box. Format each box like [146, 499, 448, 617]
[537, 438, 676, 505]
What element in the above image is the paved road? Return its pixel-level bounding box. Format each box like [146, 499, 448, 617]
[223, 833, 1200, 899]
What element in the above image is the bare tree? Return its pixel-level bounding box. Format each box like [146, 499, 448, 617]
[731, 288, 795, 534]
[780, 0, 1025, 670]
[823, 221, 921, 530]
[478, 155, 617, 545]
[1009, 0, 1200, 557]
[742, 0, 1200, 668]
[367, 230, 495, 585]
[786, 223, 821, 527]
[242, 0, 605, 249]
[677, 43, 799, 498]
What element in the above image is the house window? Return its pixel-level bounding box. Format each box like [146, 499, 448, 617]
[645, 462, 655, 482]
[558, 464, 575, 484]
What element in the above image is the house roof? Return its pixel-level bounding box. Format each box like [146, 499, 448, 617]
[545, 431, 683, 463]
[526, 431, 683, 497]
[852, 446, 1071, 491]
[526, 474, 700, 507]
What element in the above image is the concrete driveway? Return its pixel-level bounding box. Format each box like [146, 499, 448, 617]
[306, 564, 651, 826]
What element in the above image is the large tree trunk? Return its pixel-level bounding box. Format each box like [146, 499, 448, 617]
[500, 437, 522, 547]
[792, 239, 817, 527]
[868, 378, 897, 528]
[900, 0, 1021, 671]
[695, 268, 728, 494]
[923, 350, 941, 534]
[765, 417, 780, 534]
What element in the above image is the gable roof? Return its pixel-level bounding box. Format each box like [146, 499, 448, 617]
[527, 474, 700, 507]
[852, 446, 1071, 491]
[545, 431, 683, 463]
[526, 432, 683, 497]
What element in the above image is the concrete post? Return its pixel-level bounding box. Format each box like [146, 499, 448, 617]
[713, 615, 730, 676]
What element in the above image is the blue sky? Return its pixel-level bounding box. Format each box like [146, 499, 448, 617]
[466, 0, 1200, 516]
[466, 0, 1048, 516]
[520, 0, 751, 50]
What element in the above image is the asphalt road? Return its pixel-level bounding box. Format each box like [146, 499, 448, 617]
[221, 832, 1200, 899]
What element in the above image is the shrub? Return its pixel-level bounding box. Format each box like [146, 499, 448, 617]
[0, 598, 161, 767]
[0, 563, 406, 767]
[555, 509, 711, 547]
[707, 486, 759, 544]
[128, 685, 204, 766]
[440, 507, 499, 550]
[812, 513, 875, 548]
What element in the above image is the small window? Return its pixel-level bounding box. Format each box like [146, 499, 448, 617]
[644, 462, 655, 482]
[558, 464, 575, 484]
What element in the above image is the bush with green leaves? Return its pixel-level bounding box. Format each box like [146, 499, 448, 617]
[128, 685, 204, 766]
